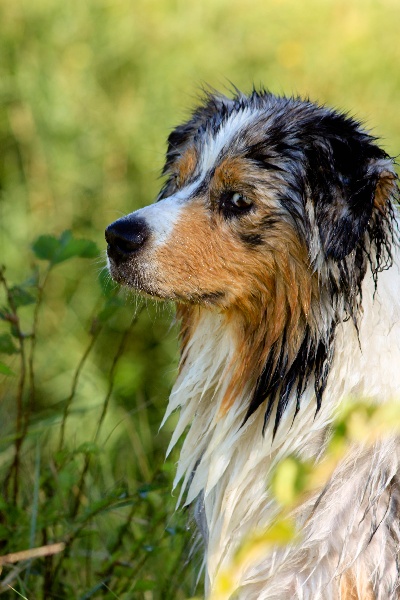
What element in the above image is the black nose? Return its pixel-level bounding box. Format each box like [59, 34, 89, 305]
[105, 216, 150, 262]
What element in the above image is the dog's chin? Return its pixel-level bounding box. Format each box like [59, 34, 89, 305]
[107, 261, 176, 304]
[107, 259, 151, 293]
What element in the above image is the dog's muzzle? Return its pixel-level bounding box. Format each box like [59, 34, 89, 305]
[105, 215, 150, 263]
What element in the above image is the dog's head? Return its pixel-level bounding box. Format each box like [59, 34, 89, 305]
[106, 91, 395, 310]
[106, 91, 397, 430]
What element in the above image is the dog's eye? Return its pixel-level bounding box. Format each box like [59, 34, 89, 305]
[230, 192, 252, 209]
[220, 191, 253, 216]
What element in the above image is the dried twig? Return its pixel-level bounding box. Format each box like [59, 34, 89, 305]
[0, 542, 65, 566]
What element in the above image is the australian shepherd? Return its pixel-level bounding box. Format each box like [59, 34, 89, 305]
[106, 90, 400, 599]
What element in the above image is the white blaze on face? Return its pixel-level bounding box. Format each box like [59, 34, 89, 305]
[129, 180, 200, 248]
[199, 107, 263, 175]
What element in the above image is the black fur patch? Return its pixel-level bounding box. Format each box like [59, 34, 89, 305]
[239, 232, 264, 247]
[244, 324, 336, 437]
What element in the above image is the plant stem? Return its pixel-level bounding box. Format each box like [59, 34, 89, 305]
[58, 325, 101, 452]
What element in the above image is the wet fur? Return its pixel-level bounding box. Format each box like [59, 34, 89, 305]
[106, 90, 400, 599]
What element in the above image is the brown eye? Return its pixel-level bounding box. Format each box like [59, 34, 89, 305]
[220, 191, 254, 218]
[230, 192, 253, 209]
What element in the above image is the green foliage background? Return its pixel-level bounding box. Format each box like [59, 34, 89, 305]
[0, 0, 399, 598]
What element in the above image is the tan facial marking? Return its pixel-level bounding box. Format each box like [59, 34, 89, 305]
[176, 147, 197, 187]
[212, 156, 275, 202]
[374, 170, 396, 213]
[219, 223, 317, 413]
[213, 157, 250, 189]
[153, 200, 253, 302]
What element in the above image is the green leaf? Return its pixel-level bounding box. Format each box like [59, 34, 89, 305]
[32, 235, 60, 261]
[0, 333, 19, 355]
[9, 286, 36, 308]
[77, 239, 100, 259]
[0, 361, 14, 375]
[52, 237, 99, 264]
[32, 231, 99, 265]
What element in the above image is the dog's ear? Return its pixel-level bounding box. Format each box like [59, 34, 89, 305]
[309, 120, 396, 261]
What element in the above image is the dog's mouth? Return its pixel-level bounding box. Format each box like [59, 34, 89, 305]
[106, 251, 161, 297]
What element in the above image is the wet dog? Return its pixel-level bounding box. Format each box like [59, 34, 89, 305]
[106, 90, 400, 599]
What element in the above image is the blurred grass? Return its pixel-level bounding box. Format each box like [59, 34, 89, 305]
[0, 0, 400, 598]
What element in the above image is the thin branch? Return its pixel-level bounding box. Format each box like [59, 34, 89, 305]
[0, 542, 65, 565]
[58, 323, 102, 451]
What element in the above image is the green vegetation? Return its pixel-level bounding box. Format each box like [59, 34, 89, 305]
[0, 236, 195, 599]
[0, 0, 399, 598]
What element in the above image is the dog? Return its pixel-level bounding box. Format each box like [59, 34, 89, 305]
[106, 89, 400, 599]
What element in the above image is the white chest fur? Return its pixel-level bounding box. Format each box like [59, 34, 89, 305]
[164, 259, 400, 599]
